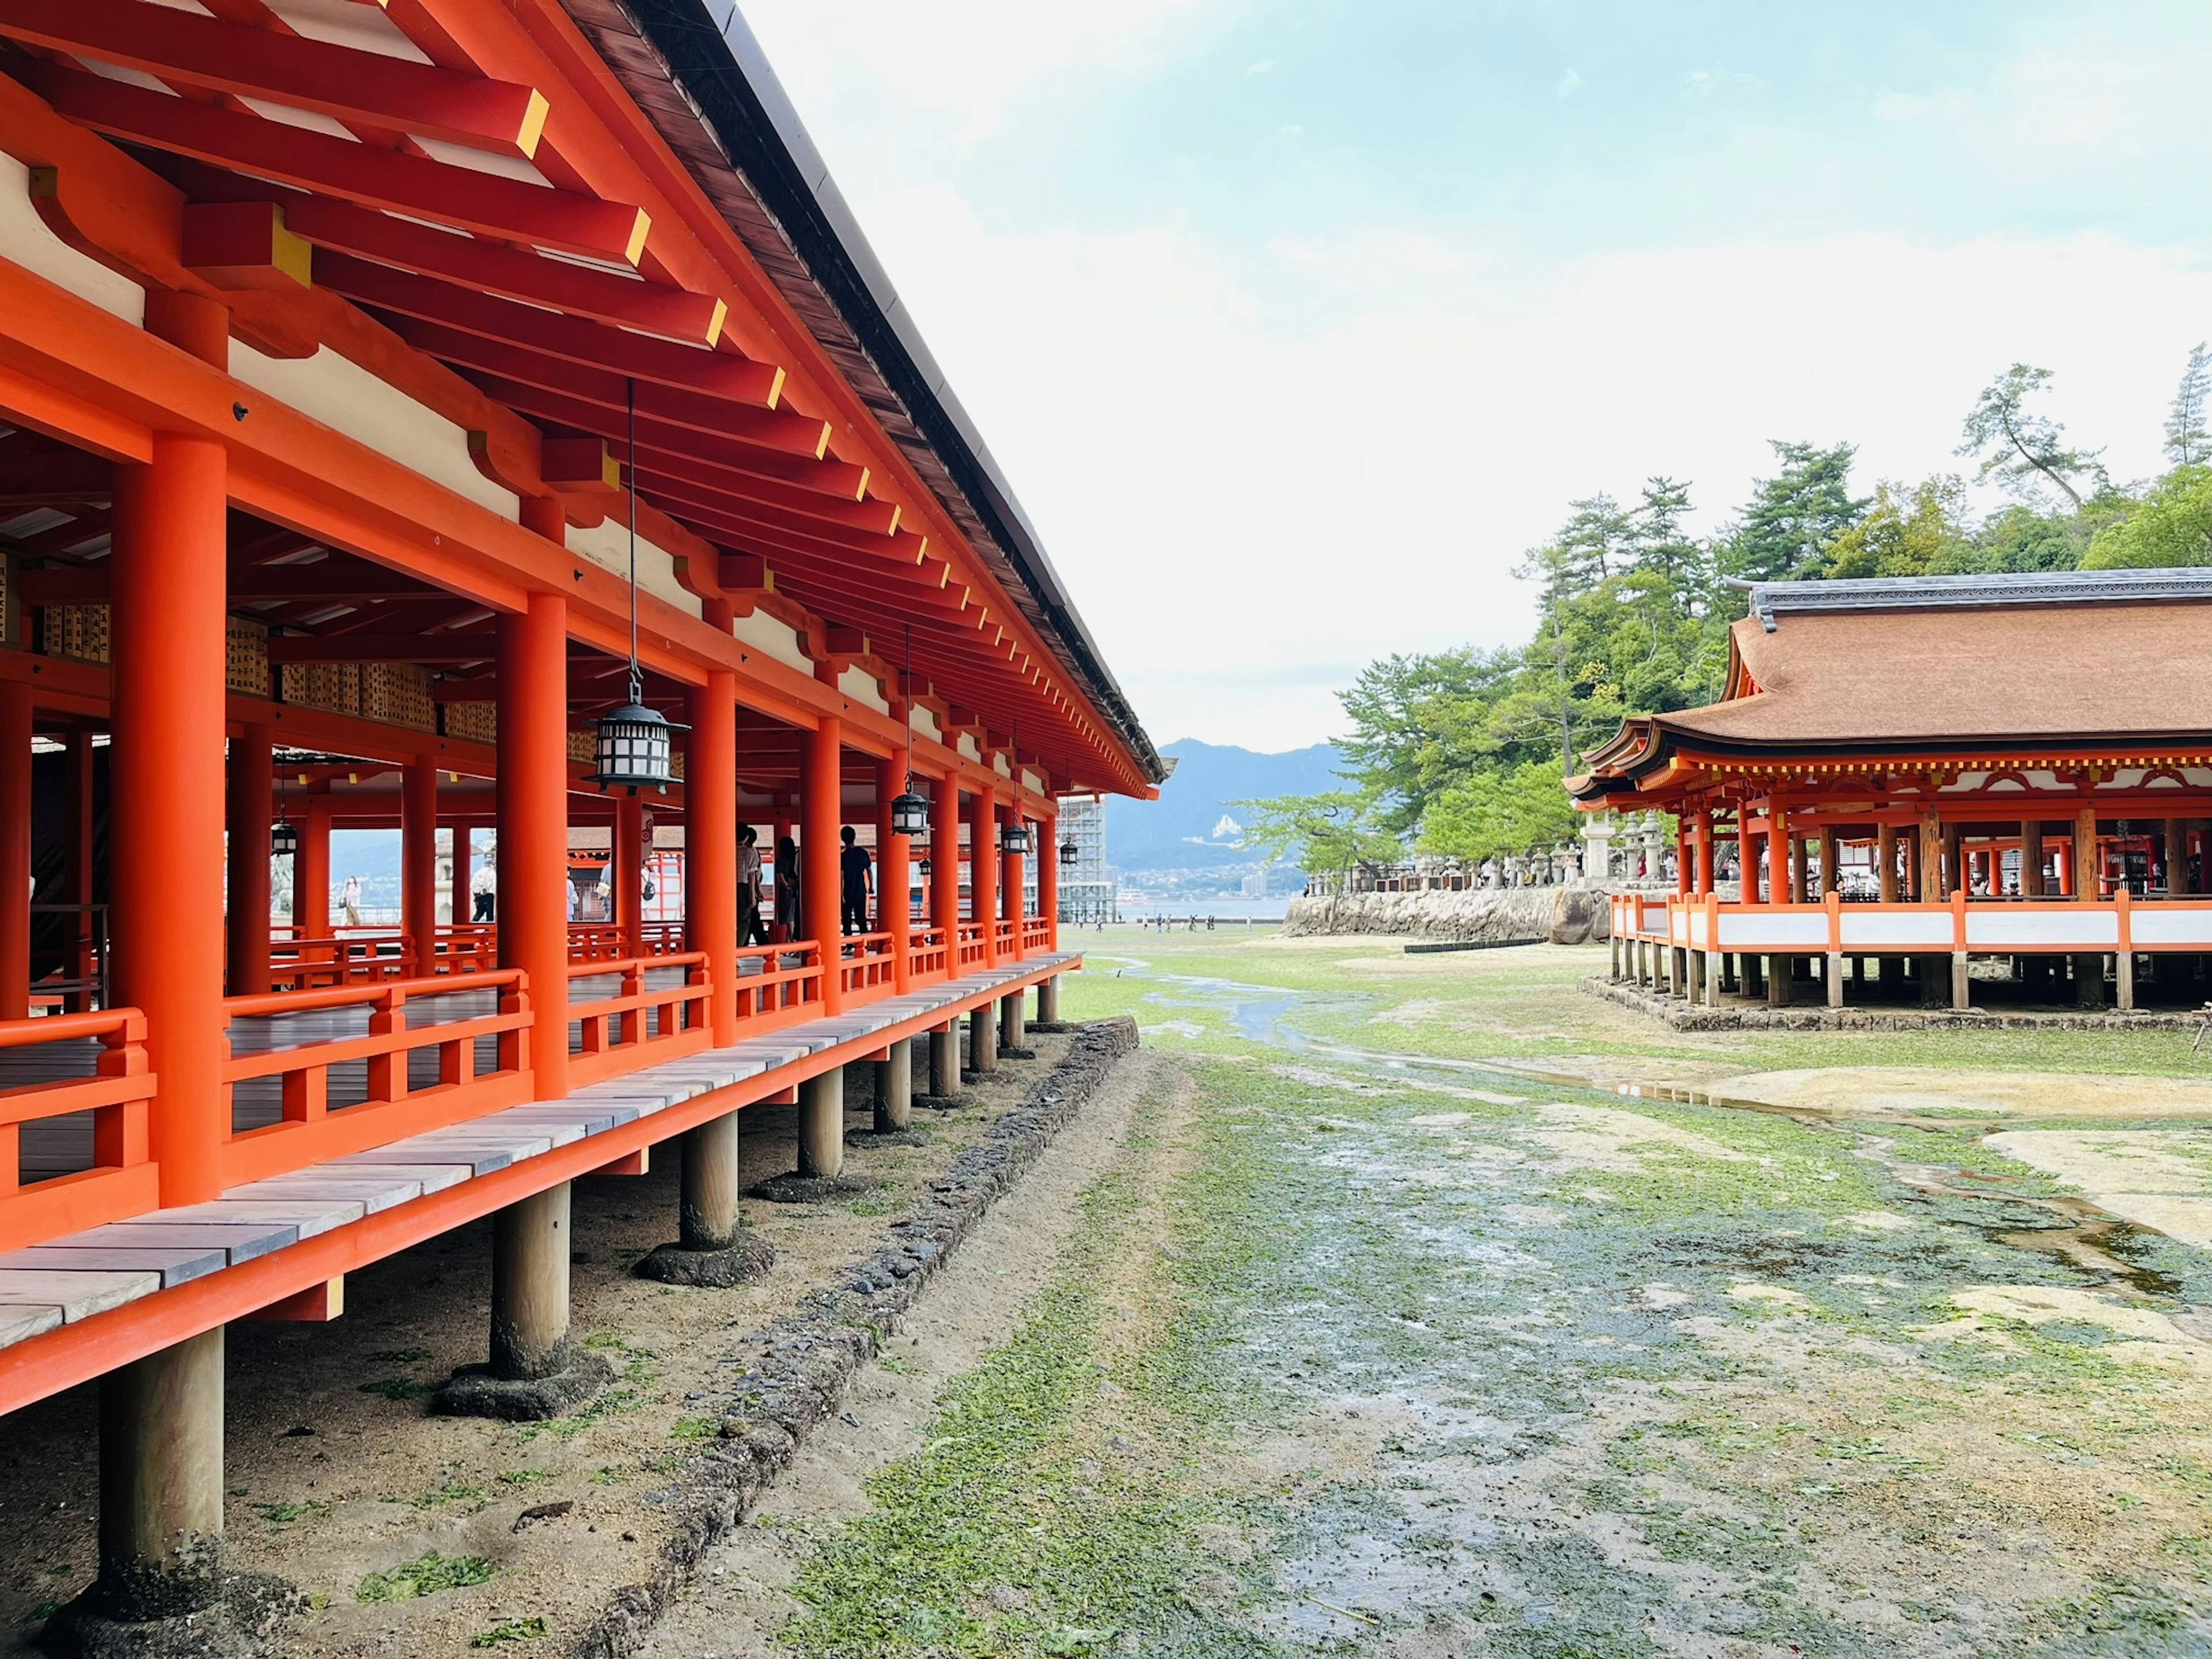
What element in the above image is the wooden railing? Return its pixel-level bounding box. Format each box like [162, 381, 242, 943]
[1022, 916, 1051, 953]
[0, 1009, 157, 1252]
[565, 921, 688, 964]
[837, 932, 897, 997]
[956, 924, 988, 968]
[426, 923, 497, 975]
[732, 943, 821, 1022]
[1615, 888, 2212, 958]
[567, 953, 711, 1087]
[908, 926, 948, 981]
[268, 929, 414, 990]
[219, 974, 533, 1185]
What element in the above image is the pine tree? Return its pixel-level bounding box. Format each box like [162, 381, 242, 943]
[2167, 342, 2211, 468]
[1957, 363, 2107, 508]
[1717, 441, 1866, 582]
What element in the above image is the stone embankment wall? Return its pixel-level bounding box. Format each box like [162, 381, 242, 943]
[1285, 886, 1611, 946]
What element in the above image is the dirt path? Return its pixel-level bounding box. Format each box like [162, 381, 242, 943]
[640, 1047, 1178, 1656]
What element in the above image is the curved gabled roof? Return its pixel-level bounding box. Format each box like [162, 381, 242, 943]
[1570, 567, 2212, 801]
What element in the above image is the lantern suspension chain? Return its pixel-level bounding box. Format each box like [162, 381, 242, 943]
[627, 375, 641, 708]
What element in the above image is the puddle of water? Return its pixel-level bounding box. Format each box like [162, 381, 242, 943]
[1112, 954, 2202, 1306]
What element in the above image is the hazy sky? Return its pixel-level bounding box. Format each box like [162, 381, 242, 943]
[737, 1, 2212, 753]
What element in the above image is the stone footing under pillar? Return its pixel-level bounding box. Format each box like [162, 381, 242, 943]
[46, 1572, 301, 1659]
[747, 1172, 880, 1205]
[434, 1350, 615, 1422]
[1025, 1022, 1077, 1034]
[844, 1126, 931, 1148]
[911, 1093, 972, 1112]
[632, 1235, 776, 1288]
[995, 1046, 1037, 1061]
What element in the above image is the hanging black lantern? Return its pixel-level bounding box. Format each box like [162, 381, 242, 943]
[593, 374, 686, 795]
[999, 822, 1032, 857]
[918, 855, 932, 880]
[1059, 835, 1079, 868]
[590, 702, 680, 795]
[271, 819, 299, 858]
[890, 787, 929, 838]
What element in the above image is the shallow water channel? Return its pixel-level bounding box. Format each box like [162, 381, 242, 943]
[1088, 953, 2212, 1655]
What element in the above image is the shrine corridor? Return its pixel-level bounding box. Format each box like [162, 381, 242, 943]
[645, 933, 2212, 1659]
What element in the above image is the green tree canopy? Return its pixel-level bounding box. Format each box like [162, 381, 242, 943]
[1715, 441, 1868, 582]
[2080, 465, 2212, 569]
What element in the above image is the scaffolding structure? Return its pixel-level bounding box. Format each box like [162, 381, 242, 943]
[1057, 794, 1116, 924]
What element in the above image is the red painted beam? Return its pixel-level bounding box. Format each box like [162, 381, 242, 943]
[449, 374, 864, 499]
[39, 69, 648, 266]
[0, 0, 551, 157]
[270, 194, 725, 344]
[412, 340, 828, 457]
[316, 253, 783, 406]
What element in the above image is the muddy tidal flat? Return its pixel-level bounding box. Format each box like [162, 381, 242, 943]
[652, 931, 2212, 1658]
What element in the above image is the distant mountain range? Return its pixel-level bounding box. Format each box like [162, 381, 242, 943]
[1106, 738, 1344, 874]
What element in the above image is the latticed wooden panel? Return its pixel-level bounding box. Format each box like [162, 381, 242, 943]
[444, 701, 496, 745]
[358, 663, 434, 732]
[39, 604, 109, 665]
[225, 615, 268, 698]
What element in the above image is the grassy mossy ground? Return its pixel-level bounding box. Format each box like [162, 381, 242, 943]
[767, 930, 2212, 1657]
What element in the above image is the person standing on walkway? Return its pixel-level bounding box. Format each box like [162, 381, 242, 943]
[340, 873, 362, 927]
[839, 826, 873, 935]
[471, 853, 497, 922]
[774, 836, 800, 944]
[737, 825, 766, 946]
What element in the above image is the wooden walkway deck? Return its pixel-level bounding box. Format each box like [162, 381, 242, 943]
[0, 955, 1073, 1350]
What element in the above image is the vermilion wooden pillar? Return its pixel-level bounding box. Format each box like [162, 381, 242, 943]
[873, 759, 895, 933]
[877, 755, 910, 994]
[498, 586, 571, 1100]
[1001, 802, 1025, 961]
[615, 791, 645, 959]
[64, 730, 94, 1011]
[931, 770, 960, 978]
[0, 680, 30, 1021]
[1039, 808, 1059, 949]
[224, 724, 273, 996]
[401, 754, 438, 975]
[112, 426, 228, 1207]
[969, 781, 998, 968]
[297, 798, 331, 936]
[686, 672, 737, 1043]
[802, 716, 843, 1015]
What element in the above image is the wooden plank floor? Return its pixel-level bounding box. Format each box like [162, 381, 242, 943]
[0, 955, 1072, 1350]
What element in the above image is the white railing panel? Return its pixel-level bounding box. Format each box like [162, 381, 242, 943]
[1964, 908, 2119, 949]
[1718, 912, 1830, 949]
[2130, 907, 2212, 948]
[1838, 912, 1956, 949]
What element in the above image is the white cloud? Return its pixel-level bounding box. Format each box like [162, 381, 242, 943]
[1685, 66, 1760, 96]
[1554, 67, 1584, 99]
[849, 196, 2212, 748]
[1244, 57, 1275, 77]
